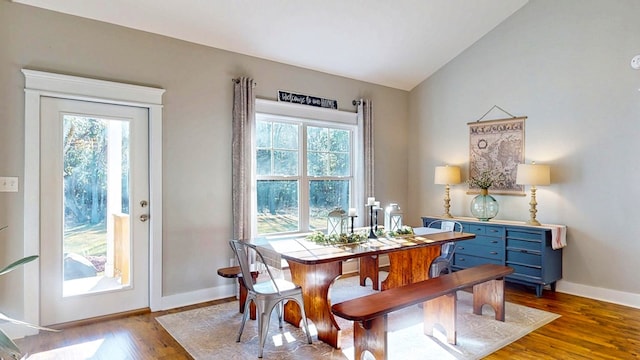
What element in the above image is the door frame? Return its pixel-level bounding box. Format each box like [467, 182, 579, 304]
[22, 69, 165, 334]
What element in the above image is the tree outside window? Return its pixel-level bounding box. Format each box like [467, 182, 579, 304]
[256, 118, 353, 235]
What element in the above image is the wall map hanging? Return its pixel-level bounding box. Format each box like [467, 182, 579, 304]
[467, 116, 526, 195]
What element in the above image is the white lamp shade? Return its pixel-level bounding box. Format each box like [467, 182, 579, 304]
[516, 164, 550, 186]
[434, 166, 461, 185]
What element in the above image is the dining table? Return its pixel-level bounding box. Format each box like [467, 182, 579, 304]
[253, 228, 476, 349]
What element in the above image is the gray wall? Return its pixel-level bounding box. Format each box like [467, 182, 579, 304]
[409, 0, 640, 298]
[0, 1, 408, 317]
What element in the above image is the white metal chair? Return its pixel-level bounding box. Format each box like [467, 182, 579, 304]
[427, 220, 463, 278]
[229, 240, 312, 358]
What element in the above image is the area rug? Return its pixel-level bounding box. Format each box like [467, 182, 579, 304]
[156, 275, 559, 359]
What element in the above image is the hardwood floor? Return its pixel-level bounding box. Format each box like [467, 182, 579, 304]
[16, 283, 640, 359]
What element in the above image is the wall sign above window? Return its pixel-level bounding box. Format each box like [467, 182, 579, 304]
[278, 90, 338, 110]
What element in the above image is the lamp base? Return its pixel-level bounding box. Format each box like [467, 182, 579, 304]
[526, 219, 541, 226]
[441, 213, 454, 218]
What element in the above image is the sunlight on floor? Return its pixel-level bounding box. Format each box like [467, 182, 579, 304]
[25, 339, 104, 359]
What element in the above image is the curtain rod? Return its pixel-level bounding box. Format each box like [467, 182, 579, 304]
[232, 78, 257, 87]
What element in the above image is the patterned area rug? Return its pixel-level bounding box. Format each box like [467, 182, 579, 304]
[157, 275, 559, 359]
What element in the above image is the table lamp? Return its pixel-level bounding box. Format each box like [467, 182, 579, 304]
[434, 165, 461, 218]
[516, 162, 550, 226]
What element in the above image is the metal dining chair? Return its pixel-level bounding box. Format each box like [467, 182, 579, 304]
[229, 240, 312, 358]
[427, 220, 463, 278]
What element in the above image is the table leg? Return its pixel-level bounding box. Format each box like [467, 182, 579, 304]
[381, 245, 440, 291]
[237, 272, 258, 320]
[284, 261, 343, 349]
[359, 255, 379, 290]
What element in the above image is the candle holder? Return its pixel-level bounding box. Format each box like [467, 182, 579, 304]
[374, 206, 381, 231]
[348, 215, 357, 234]
[366, 204, 377, 239]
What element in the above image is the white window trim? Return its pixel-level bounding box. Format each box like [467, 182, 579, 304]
[254, 99, 363, 236]
[21, 70, 165, 336]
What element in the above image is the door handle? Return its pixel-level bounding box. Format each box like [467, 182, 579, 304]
[140, 214, 149, 222]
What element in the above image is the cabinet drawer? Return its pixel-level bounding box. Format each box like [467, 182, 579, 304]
[507, 263, 542, 279]
[508, 239, 541, 251]
[507, 249, 541, 266]
[454, 254, 502, 268]
[456, 243, 503, 261]
[507, 229, 544, 241]
[472, 235, 503, 249]
[463, 224, 505, 237]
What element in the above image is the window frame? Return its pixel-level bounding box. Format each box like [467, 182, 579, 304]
[253, 99, 362, 237]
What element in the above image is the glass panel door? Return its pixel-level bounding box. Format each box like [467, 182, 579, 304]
[40, 97, 149, 325]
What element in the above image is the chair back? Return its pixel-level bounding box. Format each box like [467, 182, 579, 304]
[229, 240, 282, 294]
[427, 219, 463, 232]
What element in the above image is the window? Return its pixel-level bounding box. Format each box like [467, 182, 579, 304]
[254, 100, 360, 236]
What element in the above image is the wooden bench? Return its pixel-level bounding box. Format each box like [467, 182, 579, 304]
[331, 264, 514, 360]
[217, 266, 259, 320]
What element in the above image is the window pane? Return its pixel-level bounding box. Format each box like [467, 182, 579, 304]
[309, 180, 350, 230]
[307, 127, 328, 151]
[257, 180, 299, 234]
[307, 126, 351, 177]
[273, 150, 298, 175]
[256, 121, 272, 148]
[256, 149, 272, 176]
[273, 123, 298, 149]
[329, 129, 350, 152]
[307, 151, 327, 177]
[330, 153, 350, 176]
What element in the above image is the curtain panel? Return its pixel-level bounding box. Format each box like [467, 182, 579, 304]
[358, 99, 375, 225]
[232, 77, 255, 241]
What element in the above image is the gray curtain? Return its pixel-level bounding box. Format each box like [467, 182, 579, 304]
[232, 77, 255, 241]
[358, 99, 375, 225]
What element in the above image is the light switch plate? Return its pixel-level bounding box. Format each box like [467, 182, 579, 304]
[0, 177, 19, 192]
[631, 55, 640, 70]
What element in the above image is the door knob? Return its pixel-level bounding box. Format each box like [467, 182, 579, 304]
[140, 214, 149, 222]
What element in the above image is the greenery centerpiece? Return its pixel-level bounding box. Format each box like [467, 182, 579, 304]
[306, 231, 368, 246]
[467, 170, 500, 221]
[376, 225, 414, 238]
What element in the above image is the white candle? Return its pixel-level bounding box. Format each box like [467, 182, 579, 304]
[348, 208, 357, 216]
[367, 197, 375, 205]
[374, 201, 380, 208]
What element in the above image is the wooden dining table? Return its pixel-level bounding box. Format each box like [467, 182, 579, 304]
[253, 229, 475, 349]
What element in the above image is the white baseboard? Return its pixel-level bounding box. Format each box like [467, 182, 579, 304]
[156, 283, 235, 311]
[556, 280, 640, 309]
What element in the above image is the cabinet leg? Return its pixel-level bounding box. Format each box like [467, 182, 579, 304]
[535, 284, 543, 298]
[550, 282, 557, 292]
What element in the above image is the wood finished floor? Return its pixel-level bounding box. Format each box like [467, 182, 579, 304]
[16, 283, 640, 359]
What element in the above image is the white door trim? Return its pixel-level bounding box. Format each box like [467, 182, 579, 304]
[22, 69, 165, 334]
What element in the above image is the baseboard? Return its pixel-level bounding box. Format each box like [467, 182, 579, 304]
[556, 280, 640, 309]
[157, 283, 236, 311]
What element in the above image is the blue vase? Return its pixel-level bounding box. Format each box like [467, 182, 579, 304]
[470, 189, 499, 221]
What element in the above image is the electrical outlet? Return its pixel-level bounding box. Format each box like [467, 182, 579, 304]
[0, 177, 19, 192]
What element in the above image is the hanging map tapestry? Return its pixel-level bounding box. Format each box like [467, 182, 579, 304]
[468, 117, 526, 195]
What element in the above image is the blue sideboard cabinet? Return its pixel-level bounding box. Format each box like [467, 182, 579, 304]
[421, 216, 563, 297]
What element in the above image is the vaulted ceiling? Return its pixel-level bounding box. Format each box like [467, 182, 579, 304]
[14, 0, 528, 90]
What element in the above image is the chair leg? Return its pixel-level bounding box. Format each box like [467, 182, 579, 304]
[237, 297, 253, 342]
[258, 300, 281, 358]
[277, 301, 284, 328]
[294, 296, 313, 344]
